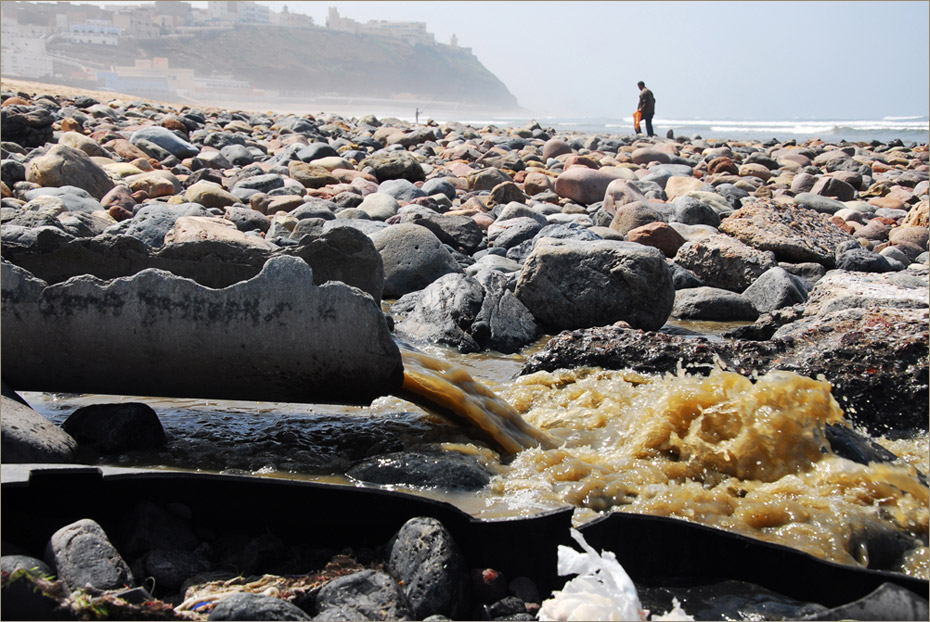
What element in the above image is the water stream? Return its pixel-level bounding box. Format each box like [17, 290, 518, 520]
[19, 333, 929, 579]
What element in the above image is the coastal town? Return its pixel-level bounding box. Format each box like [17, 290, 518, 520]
[0, 1, 471, 105]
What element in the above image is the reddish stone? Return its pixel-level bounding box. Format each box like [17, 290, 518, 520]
[108, 205, 133, 222]
[626, 221, 686, 257]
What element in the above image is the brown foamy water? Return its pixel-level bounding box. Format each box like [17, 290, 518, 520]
[472, 366, 928, 576]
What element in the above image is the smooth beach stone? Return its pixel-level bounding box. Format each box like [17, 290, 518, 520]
[398, 209, 485, 254]
[370, 222, 463, 298]
[1, 158, 27, 185]
[0, 394, 77, 463]
[202, 131, 247, 150]
[287, 161, 338, 188]
[835, 247, 896, 273]
[664, 176, 707, 202]
[130, 126, 199, 159]
[811, 176, 857, 202]
[668, 261, 705, 289]
[184, 180, 239, 208]
[465, 253, 523, 275]
[488, 216, 543, 249]
[224, 205, 270, 233]
[58, 130, 109, 158]
[110, 203, 208, 247]
[741, 266, 809, 313]
[163, 216, 276, 251]
[671, 195, 721, 227]
[25, 144, 114, 200]
[626, 221, 686, 257]
[388, 517, 470, 620]
[608, 201, 667, 238]
[602, 178, 648, 215]
[515, 237, 674, 331]
[671, 286, 759, 321]
[357, 192, 399, 220]
[422, 177, 456, 200]
[674, 233, 778, 292]
[493, 201, 545, 225]
[61, 402, 167, 454]
[234, 172, 285, 193]
[220, 143, 254, 166]
[467, 167, 512, 192]
[296, 141, 339, 162]
[379, 177, 427, 202]
[631, 147, 671, 165]
[309, 155, 354, 172]
[793, 192, 847, 214]
[554, 167, 627, 206]
[719, 200, 855, 267]
[45, 519, 135, 592]
[361, 150, 426, 183]
[125, 170, 182, 198]
[22, 185, 102, 213]
[888, 224, 929, 250]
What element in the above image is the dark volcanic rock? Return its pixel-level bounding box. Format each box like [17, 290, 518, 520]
[61, 402, 167, 454]
[347, 450, 493, 491]
[208, 592, 312, 621]
[388, 517, 470, 620]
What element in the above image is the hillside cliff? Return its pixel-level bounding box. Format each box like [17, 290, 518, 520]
[48, 25, 521, 112]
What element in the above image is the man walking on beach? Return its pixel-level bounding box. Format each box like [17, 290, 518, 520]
[636, 81, 655, 137]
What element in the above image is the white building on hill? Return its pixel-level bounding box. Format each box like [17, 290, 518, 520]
[326, 7, 435, 46]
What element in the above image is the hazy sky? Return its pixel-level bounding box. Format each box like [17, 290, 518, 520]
[56, 1, 930, 120]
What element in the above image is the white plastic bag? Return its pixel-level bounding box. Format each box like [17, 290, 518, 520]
[538, 528, 645, 621]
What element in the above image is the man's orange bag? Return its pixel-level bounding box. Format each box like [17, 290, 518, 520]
[633, 110, 642, 133]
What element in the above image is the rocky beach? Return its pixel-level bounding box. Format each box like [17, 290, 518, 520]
[1, 79, 928, 620]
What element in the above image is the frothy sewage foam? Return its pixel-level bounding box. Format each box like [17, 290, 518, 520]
[397, 350, 928, 577]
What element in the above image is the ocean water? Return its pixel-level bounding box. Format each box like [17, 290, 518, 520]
[452, 115, 930, 145]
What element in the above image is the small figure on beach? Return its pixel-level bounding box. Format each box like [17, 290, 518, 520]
[636, 81, 656, 137]
[415, 107, 420, 124]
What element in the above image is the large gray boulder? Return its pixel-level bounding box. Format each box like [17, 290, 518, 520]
[130, 126, 199, 159]
[742, 266, 809, 313]
[671, 286, 759, 321]
[286, 226, 384, 301]
[0, 394, 77, 463]
[674, 233, 778, 292]
[515, 237, 675, 331]
[1, 256, 403, 404]
[370, 223, 463, 298]
[396, 271, 537, 353]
